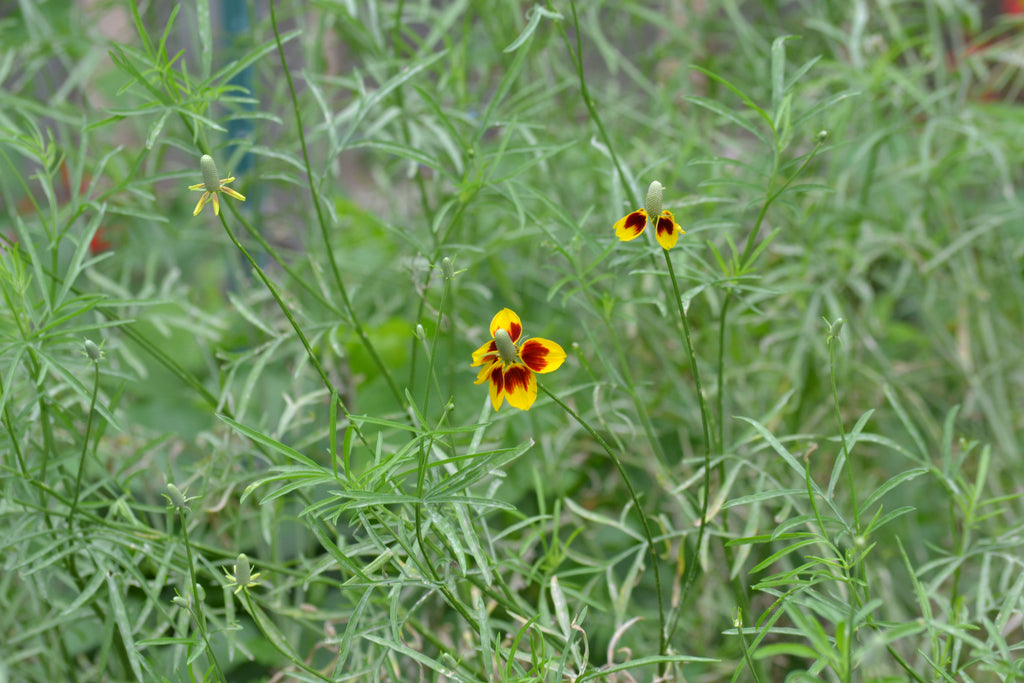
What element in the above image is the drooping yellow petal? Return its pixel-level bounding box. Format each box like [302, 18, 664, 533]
[471, 340, 498, 367]
[486, 364, 506, 410]
[489, 308, 522, 343]
[193, 192, 211, 216]
[475, 360, 498, 384]
[614, 209, 648, 242]
[518, 338, 566, 374]
[501, 364, 537, 411]
[222, 185, 246, 202]
[211, 192, 221, 216]
[654, 210, 683, 250]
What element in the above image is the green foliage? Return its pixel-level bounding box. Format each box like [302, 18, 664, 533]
[2, 1, 1023, 681]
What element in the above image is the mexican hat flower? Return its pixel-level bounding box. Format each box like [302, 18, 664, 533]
[471, 308, 566, 411]
[189, 154, 246, 216]
[613, 180, 684, 250]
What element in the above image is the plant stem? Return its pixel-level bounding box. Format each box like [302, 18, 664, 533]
[68, 360, 100, 526]
[537, 383, 667, 659]
[269, 0, 406, 411]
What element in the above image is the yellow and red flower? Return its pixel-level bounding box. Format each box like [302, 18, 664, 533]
[614, 180, 684, 250]
[614, 208, 683, 250]
[471, 308, 566, 411]
[189, 154, 246, 216]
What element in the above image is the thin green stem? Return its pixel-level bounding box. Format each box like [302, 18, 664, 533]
[828, 326, 859, 533]
[68, 360, 100, 526]
[715, 140, 826, 452]
[537, 383, 667, 660]
[269, 0, 406, 412]
[215, 210, 365, 449]
[661, 248, 714, 642]
[178, 509, 225, 683]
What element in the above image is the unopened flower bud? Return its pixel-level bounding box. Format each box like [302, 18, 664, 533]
[84, 339, 102, 362]
[200, 154, 220, 193]
[441, 257, 454, 280]
[165, 483, 188, 510]
[645, 181, 664, 222]
[234, 553, 252, 586]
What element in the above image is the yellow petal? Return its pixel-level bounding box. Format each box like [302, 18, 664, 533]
[501, 364, 537, 410]
[471, 340, 498, 367]
[486, 364, 505, 410]
[475, 360, 498, 384]
[193, 192, 210, 216]
[222, 186, 246, 202]
[489, 308, 522, 343]
[518, 338, 565, 374]
[614, 209, 647, 242]
[654, 210, 683, 250]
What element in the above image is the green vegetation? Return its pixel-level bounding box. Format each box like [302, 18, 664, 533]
[2, 1, 1023, 680]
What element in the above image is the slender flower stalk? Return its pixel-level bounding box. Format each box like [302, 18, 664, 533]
[69, 340, 103, 526]
[270, 0, 406, 412]
[537, 383, 666, 650]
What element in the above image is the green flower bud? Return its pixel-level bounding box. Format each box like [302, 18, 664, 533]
[200, 154, 220, 193]
[234, 553, 252, 586]
[172, 595, 190, 608]
[816, 130, 829, 143]
[84, 339, 102, 363]
[164, 483, 188, 510]
[645, 181, 664, 222]
[494, 328, 518, 365]
[441, 257, 455, 280]
[415, 324, 426, 340]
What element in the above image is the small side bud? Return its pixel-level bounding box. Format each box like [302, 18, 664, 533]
[172, 595, 190, 608]
[84, 339, 103, 363]
[199, 154, 220, 193]
[816, 130, 829, 143]
[415, 324, 426, 340]
[164, 483, 189, 510]
[645, 181, 664, 222]
[234, 553, 252, 586]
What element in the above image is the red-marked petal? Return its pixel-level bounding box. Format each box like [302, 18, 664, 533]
[487, 364, 506, 410]
[518, 338, 566, 374]
[475, 360, 498, 384]
[501, 364, 537, 410]
[489, 308, 522, 343]
[613, 209, 648, 242]
[471, 340, 498, 367]
[655, 210, 683, 250]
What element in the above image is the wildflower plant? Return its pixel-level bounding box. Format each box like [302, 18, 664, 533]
[2, 2, 1022, 683]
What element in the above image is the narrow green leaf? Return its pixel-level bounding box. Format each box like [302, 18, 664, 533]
[196, 0, 212, 78]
